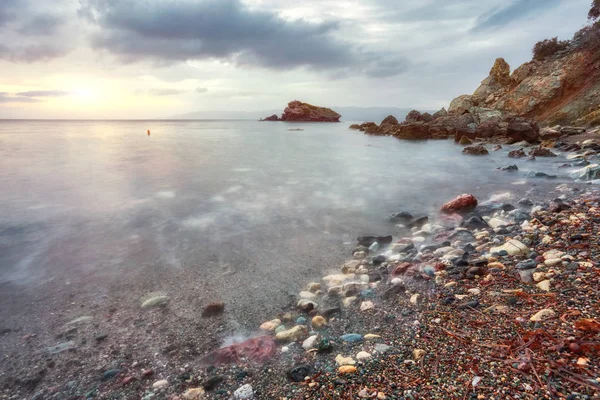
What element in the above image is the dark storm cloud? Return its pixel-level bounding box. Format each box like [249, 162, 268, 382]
[80, 0, 407, 76]
[16, 90, 71, 97]
[18, 14, 65, 36]
[472, 0, 562, 32]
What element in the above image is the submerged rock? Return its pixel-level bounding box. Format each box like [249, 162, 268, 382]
[141, 295, 169, 308]
[462, 145, 489, 155]
[202, 302, 225, 317]
[201, 336, 276, 364]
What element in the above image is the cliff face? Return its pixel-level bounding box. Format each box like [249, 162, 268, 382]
[262, 101, 341, 122]
[451, 40, 600, 127]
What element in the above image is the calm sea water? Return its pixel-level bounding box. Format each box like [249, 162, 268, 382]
[0, 120, 570, 323]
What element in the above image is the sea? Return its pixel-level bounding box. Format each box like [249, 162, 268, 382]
[0, 119, 573, 328]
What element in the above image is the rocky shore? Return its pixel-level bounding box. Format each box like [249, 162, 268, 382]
[2, 134, 599, 400]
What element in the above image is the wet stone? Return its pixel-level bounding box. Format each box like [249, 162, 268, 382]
[288, 364, 316, 382]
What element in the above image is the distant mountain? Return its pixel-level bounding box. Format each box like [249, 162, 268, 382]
[170, 106, 433, 123]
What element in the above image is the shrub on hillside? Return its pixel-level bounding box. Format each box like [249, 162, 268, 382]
[532, 37, 570, 61]
[589, 0, 600, 20]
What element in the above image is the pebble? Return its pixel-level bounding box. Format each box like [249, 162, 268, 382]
[297, 299, 317, 311]
[65, 316, 93, 326]
[307, 282, 321, 292]
[152, 380, 169, 389]
[364, 334, 381, 340]
[413, 349, 426, 360]
[409, 294, 421, 304]
[360, 301, 374, 311]
[299, 291, 316, 299]
[259, 319, 281, 331]
[374, 344, 393, 353]
[544, 258, 562, 267]
[490, 239, 528, 256]
[234, 384, 254, 399]
[335, 354, 356, 366]
[141, 295, 169, 308]
[338, 366, 357, 374]
[183, 388, 206, 400]
[302, 335, 318, 350]
[342, 296, 357, 307]
[533, 272, 546, 282]
[275, 326, 308, 342]
[340, 333, 363, 343]
[311, 315, 326, 328]
[356, 351, 372, 361]
[530, 308, 555, 322]
[296, 316, 307, 325]
[536, 280, 551, 291]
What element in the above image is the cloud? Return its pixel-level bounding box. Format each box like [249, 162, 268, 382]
[16, 90, 71, 97]
[0, 92, 41, 103]
[0, 0, 19, 27]
[80, 0, 408, 77]
[18, 14, 65, 36]
[472, 0, 562, 32]
[0, 89, 70, 104]
[196, 87, 208, 94]
[140, 88, 186, 96]
[0, 43, 70, 62]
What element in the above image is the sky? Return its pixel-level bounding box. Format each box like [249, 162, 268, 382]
[0, 0, 593, 119]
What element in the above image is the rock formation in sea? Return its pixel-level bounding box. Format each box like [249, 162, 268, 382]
[352, 20, 600, 142]
[261, 101, 341, 122]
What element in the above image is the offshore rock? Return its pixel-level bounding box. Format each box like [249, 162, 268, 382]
[281, 101, 341, 122]
[440, 194, 478, 214]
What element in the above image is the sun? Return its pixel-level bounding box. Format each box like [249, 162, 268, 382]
[72, 87, 98, 101]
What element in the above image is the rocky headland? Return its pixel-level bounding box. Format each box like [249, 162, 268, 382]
[261, 101, 341, 122]
[351, 21, 600, 144]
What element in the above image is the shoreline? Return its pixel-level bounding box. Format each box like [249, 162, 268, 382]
[1, 137, 599, 399]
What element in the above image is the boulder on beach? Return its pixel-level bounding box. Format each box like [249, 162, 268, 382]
[440, 194, 478, 214]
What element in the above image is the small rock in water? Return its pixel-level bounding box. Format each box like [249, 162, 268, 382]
[141, 295, 169, 308]
[288, 364, 315, 382]
[65, 316, 93, 326]
[440, 194, 478, 214]
[234, 384, 254, 400]
[356, 351, 372, 361]
[307, 282, 321, 293]
[374, 344, 392, 353]
[47, 341, 76, 354]
[296, 316, 307, 325]
[101, 369, 121, 382]
[311, 315, 326, 328]
[202, 301, 225, 317]
[260, 319, 281, 332]
[275, 326, 308, 342]
[201, 376, 224, 391]
[297, 299, 317, 312]
[302, 335, 318, 350]
[360, 301, 374, 311]
[340, 333, 363, 343]
[364, 334, 381, 340]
